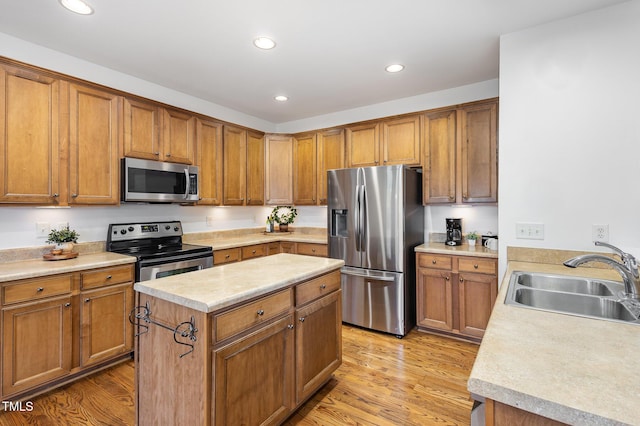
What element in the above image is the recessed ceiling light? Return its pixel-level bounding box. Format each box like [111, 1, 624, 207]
[254, 37, 276, 50]
[59, 0, 94, 15]
[274, 95, 288, 102]
[385, 64, 405, 73]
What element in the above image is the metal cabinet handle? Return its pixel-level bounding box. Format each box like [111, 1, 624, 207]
[154, 152, 160, 155]
[320, 284, 326, 289]
[106, 275, 112, 279]
[474, 264, 479, 269]
[287, 324, 294, 330]
[432, 259, 437, 264]
[72, 193, 78, 198]
[52, 193, 59, 198]
[64, 303, 71, 308]
[252, 250, 256, 254]
[460, 277, 464, 283]
[312, 248, 316, 252]
[166, 153, 171, 157]
[84, 298, 90, 303]
[257, 309, 264, 316]
[37, 287, 44, 292]
[299, 317, 305, 322]
[225, 254, 230, 259]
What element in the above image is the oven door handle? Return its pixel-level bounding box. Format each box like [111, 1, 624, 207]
[183, 168, 190, 199]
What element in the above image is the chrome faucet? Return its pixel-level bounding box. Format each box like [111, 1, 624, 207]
[564, 242, 640, 298]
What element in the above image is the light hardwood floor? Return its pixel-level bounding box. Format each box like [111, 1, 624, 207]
[0, 325, 479, 426]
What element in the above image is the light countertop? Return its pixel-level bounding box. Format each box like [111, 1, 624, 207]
[134, 253, 344, 313]
[415, 242, 498, 258]
[0, 251, 136, 283]
[468, 260, 640, 425]
[189, 232, 327, 251]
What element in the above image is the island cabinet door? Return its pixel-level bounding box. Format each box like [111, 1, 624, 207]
[213, 314, 295, 426]
[295, 290, 342, 404]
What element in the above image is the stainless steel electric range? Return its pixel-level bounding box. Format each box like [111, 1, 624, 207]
[106, 221, 213, 282]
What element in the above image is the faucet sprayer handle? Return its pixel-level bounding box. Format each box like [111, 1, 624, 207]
[595, 241, 638, 276]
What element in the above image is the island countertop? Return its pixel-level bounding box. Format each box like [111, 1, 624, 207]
[468, 259, 640, 425]
[134, 253, 345, 313]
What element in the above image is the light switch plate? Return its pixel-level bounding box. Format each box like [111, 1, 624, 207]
[515, 222, 545, 240]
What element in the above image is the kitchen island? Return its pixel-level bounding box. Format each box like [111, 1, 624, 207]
[133, 253, 344, 426]
[468, 248, 640, 425]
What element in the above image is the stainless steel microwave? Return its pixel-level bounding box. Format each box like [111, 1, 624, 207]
[121, 158, 199, 203]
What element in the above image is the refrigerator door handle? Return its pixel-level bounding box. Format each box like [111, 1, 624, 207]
[359, 184, 366, 249]
[341, 267, 396, 282]
[355, 184, 361, 252]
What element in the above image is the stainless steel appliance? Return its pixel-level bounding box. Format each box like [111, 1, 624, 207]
[328, 165, 424, 337]
[121, 158, 199, 203]
[446, 218, 463, 246]
[106, 221, 213, 282]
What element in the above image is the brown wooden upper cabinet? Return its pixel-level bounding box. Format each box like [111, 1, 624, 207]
[123, 97, 195, 165]
[0, 64, 61, 205]
[196, 118, 223, 205]
[67, 82, 121, 205]
[293, 133, 317, 205]
[265, 135, 293, 205]
[316, 129, 345, 205]
[423, 99, 497, 205]
[223, 125, 264, 206]
[346, 115, 421, 168]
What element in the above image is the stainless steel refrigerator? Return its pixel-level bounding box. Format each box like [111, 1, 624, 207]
[327, 165, 424, 337]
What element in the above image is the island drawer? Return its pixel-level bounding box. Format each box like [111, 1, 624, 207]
[3, 274, 73, 305]
[241, 244, 267, 260]
[417, 254, 452, 270]
[81, 265, 134, 290]
[214, 248, 241, 265]
[458, 258, 497, 275]
[296, 243, 328, 257]
[213, 288, 293, 343]
[295, 270, 341, 306]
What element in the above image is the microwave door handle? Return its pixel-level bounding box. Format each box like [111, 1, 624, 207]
[183, 168, 190, 199]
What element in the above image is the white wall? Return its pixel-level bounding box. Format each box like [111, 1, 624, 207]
[498, 0, 640, 279]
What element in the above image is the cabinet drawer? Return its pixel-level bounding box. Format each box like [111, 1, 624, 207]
[213, 288, 293, 343]
[81, 265, 134, 290]
[267, 242, 280, 255]
[295, 270, 341, 306]
[214, 248, 241, 265]
[296, 243, 328, 257]
[458, 258, 497, 275]
[241, 244, 266, 260]
[3, 274, 73, 305]
[417, 254, 452, 270]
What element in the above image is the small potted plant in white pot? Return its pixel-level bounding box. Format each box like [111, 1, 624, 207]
[466, 231, 479, 247]
[270, 206, 298, 232]
[46, 225, 80, 254]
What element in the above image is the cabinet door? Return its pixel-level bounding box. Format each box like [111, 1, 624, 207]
[458, 272, 497, 338]
[68, 83, 121, 205]
[162, 108, 195, 164]
[213, 315, 294, 426]
[246, 131, 265, 205]
[222, 125, 247, 205]
[123, 98, 162, 161]
[265, 135, 293, 205]
[279, 242, 296, 254]
[346, 122, 379, 167]
[2, 296, 72, 396]
[460, 100, 497, 203]
[416, 267, 454, 331]
[381, 115, 421, 166]
[423, 109, 456, 204]
[196, 118, 223, 205]
[317, 129, 344, 205]
[80, 283, 134, 367]
[293, 133, 317, 205]
[295, 290, 341, 403]
[0, 65, 60, 204]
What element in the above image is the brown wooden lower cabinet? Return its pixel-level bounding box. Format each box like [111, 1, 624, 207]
[486, 399, 567, 425]
[0, 264, 134, 400]
[416, 253, 497, 342]
[213, 241, 328, 265]
[136, 269, 342, 426]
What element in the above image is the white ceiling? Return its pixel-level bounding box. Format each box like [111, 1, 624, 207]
[0, 0, 629, 124]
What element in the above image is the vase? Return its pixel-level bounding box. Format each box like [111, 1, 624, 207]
[468, 239, 476, 247]
[279, 224, 289, 232]
[56, 242, 74, 253]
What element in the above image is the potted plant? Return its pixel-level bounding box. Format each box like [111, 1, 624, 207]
[270, 206, 298, 232]
[466, 231, 479, 247]
[46, 225, 80, 254]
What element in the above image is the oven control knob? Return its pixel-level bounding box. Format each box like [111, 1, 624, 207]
[128, 226, 134, 232]
[120, 229, 127, 235]
[165, 225, 171, 230]
[174, 226, 180, 231]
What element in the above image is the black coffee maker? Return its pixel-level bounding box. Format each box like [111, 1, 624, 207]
[445, 218, 463, 246]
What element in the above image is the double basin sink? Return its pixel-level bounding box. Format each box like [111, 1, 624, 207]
[505, 272, 640, 324]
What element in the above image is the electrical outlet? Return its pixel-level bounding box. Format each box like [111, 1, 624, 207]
[592, 224, 609, 243]
[36, 222, 50, 238]
[515, 222, 545, 240]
